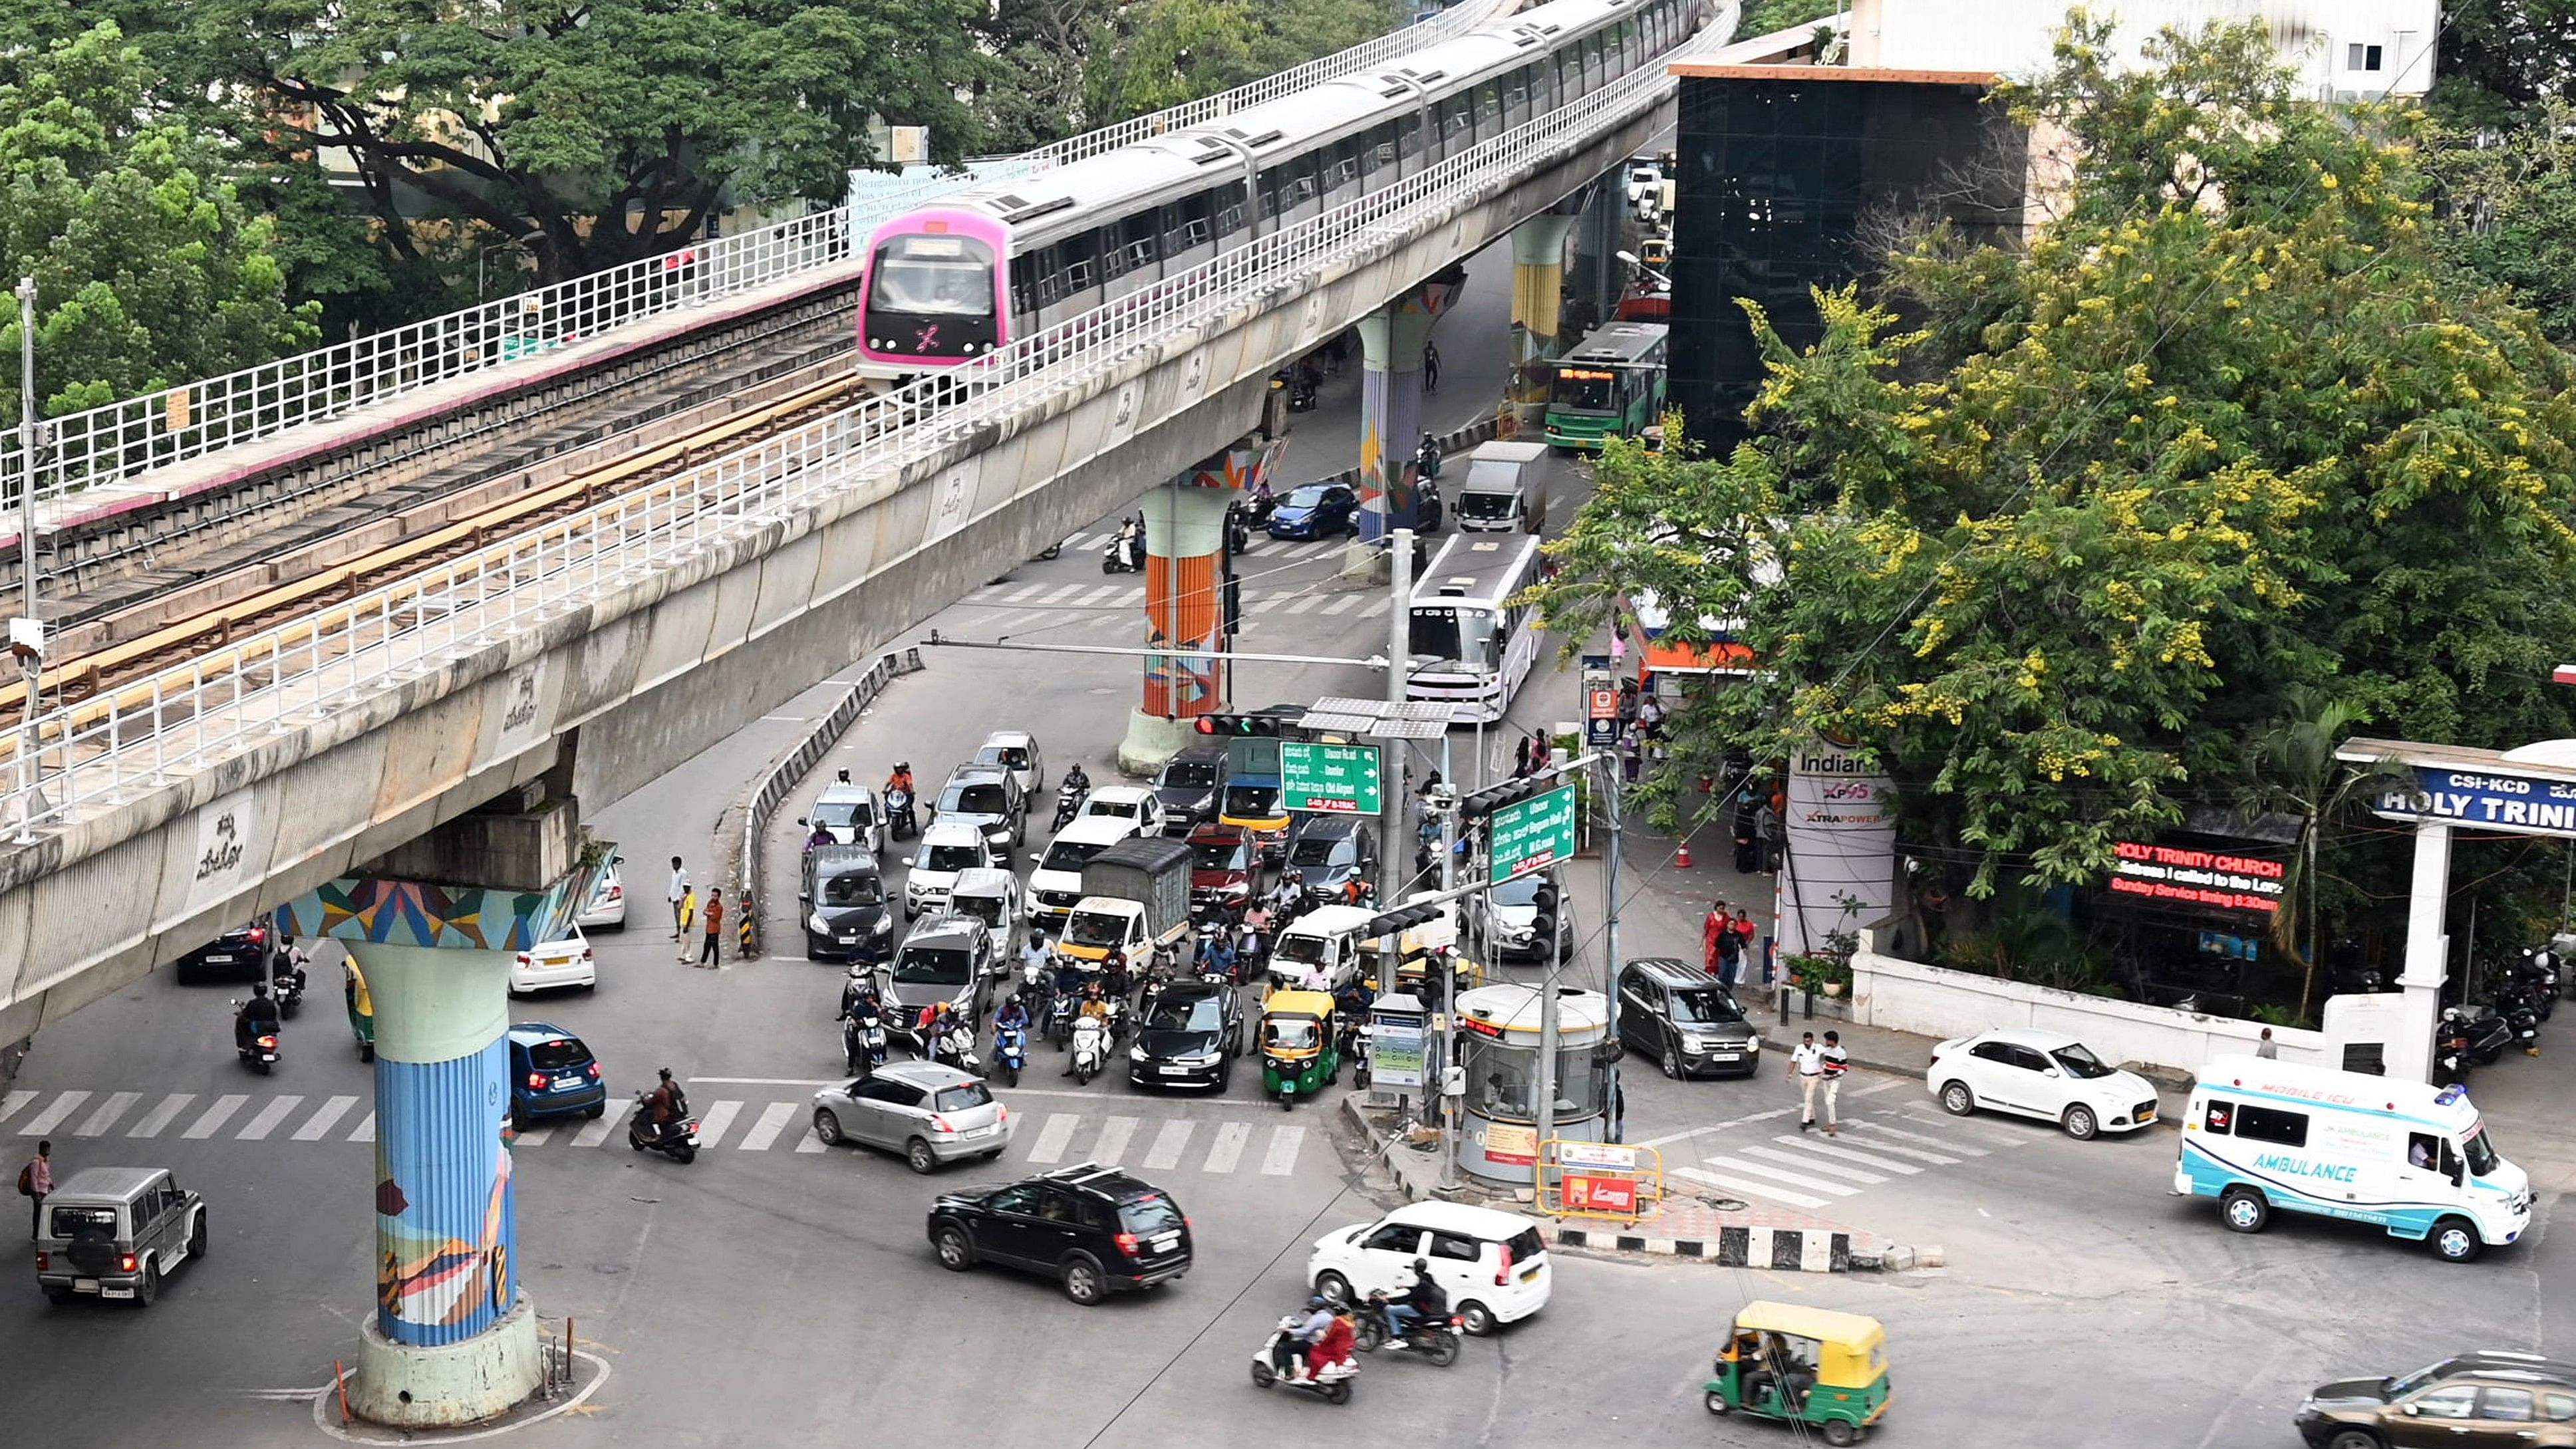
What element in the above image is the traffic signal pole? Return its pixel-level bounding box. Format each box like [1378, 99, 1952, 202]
[1377, 528, 1415, 1011]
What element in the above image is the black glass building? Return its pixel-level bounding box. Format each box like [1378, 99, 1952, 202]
[1667, 65, 2027, 450]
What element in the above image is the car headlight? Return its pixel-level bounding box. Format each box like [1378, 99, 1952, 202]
[807, 912, 828, 934]
[873, 915, 894, 934]
[1745, 1037, 1761, 1052]
[1130, 1046, 1149, 1062]
[1182, 1050, 1221, 1065]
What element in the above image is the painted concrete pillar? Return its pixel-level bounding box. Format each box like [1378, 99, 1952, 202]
[1118, 434, 1282, 773]
[2392, 819, 2454, 1084]
[279, 866, 587, 1426]
[1508, 212, 1577, 437]
[1356, 268, 1466, 545]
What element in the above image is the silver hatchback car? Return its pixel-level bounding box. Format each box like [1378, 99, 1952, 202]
[810, 1062, 1014, 1174]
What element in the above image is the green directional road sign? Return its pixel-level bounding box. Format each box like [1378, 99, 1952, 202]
[1491, 784, 1577, 880]
[1278, 741, 1383, 815]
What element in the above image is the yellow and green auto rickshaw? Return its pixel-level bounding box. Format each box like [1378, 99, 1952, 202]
[345, 958, 376, 1063]
[1703, 1301, 1890, 1445]
[1258, 989, 1339, 1111]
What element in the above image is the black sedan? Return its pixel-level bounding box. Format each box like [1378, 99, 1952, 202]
[172, 921, 275, 986]
[1127, 982, 1244, 1091]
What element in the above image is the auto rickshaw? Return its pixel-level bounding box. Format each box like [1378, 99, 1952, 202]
[1258, 989, 1340, 1111]
[345, 958, 375, 1063]
[1703, 1301, 1889, 1445]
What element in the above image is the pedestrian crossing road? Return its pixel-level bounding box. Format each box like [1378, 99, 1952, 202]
[1657, 1078, 2053, 1212]
[1, 1085, 1316, 1180]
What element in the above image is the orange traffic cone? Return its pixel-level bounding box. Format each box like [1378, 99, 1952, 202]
[1675, 840, 1693, 868]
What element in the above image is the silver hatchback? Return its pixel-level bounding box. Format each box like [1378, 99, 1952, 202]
[810, 1062, 1014, 1174]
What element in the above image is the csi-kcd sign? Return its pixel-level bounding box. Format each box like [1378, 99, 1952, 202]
[2108, 842, 2285, 916]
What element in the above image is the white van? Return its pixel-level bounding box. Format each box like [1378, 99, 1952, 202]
[1451, 441, 1548, 535]
[2174, 1055, 2531, 1263]
[1025, 817, 1138, 928]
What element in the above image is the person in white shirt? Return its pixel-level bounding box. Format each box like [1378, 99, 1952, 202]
[1818, 1031, 1849, 1136]
[667, 856, 689, 942]
[1790, 1032, 1824, 1131]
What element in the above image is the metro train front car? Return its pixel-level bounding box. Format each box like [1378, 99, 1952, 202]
[856, 209, 1011, 388]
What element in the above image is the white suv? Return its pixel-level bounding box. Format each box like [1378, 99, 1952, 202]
[907, 821, 1000, 922]
[1306, 1201, 1551, 1335]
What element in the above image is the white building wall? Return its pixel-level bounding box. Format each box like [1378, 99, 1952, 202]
[1846, 0, 2439, 100]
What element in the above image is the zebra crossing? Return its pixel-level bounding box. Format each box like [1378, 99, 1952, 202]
[0, 1086, 1314, 1180]
[1055, 529, 1312, 559]
[1664, 1085, 2045, 1212]
[960, 578, 1388, 621]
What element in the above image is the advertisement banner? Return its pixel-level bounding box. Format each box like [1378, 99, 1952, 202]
[1373, 1016, 1427, 1089]
[1776, 739, 1896, 957]
[1556, 1140, 1638, 1171]
[1562, 1172, 1638, 1215]
[1484, 1122, 1538, 1166]
[2105, 840, 2284, 916]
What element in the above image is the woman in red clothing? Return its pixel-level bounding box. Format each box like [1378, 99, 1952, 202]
[1306, 1307, 1358, 1377]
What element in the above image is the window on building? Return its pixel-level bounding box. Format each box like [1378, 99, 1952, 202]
[2349, 42, 2384, 71]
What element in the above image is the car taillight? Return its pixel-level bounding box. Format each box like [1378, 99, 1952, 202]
[585, 1061, 601, 1079]
[515, 953, 531, 967]
[1115, 1232, 1141, 1258]
[35, 1251, 48, 1271]
[249, 929, 266, 946]
[118, 1253, 138, 1273]
[605, 885, 623, 901]
[930, 1115, 954, 1134]
[526, 1071, 547, 1091]
[1494, 1245, 1512, 1287]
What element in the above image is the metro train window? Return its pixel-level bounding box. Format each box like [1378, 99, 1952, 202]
[1473, 82, 1499, 137]
[1162, 196, 1211, 255]
[1256, 166, 1284, 221]
[1503, 68, 1528, 118]
[1326, 138, 1361, 190]
[1396, 113, 1423, 157]
[1556, 49, 1579, 99]
[1213, 182, 1248, 235]
[1010, 269, 1035, 320]
[1439, 93, 1472, 142]
[1362, 123, 1395, 176]
[1281, 154, 1320, 209]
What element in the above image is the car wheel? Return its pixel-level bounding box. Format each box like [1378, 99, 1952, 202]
[1457, 1300, 1497, 1337]
[585, 1102, 605, 1119]
[1938, 1081, 1975, 1115]
[2325, 1430, 2383, 1449]
[979, 1147, 1004, 1160]
[906, 1137, 938, 1174]
[1661, 1045, 1683, 1080]
[581, 980, 597, 993]
[188, 1211, 208, 1261]
[134, 1263, 160, 1309]
[2219, 1186, 2269, 1234]
[934, 1222, 975, 1271]
[2062, 1104, 2098, 1140]
[1315, 1270, 1354, 1306]
[2430, 1216, 2485, 1263]
[1060, 1254, 1105, 1305]
[45, 1287, 72, 1305]
[813, 1109, 845, 1146]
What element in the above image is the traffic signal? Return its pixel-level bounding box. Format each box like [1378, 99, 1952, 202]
[1363, 902, 1445, 939]
[1222, 571, 1243, 638]
[1458, 776, 1550, 821]
[1193, 713, 1283, 737]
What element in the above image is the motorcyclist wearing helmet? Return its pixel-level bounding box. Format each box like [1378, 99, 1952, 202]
[1062, 761, 1091, 796]
[1276, 1294, 1338, 1379]
[235, 982, 281, 1051]
[994, 994, 1031, 1034]
[1384, 1257, 1449, 1344]
[886, 762, 918, 832]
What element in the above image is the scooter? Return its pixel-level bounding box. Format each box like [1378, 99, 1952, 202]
[1354, 1292, 1461, 1366]
[1250, 1320, 1359, 1403]
[269, 952, 309, 1018]
[1102, 530, 1143, 575]
[1047, 990, 1077, 1049]
[1415, 436, 1441, 481]
[1287, 375, 1319, 413]
[930, 1021, 982, 1077]
[2457, 1005, 2515, 1066]
[1052, 779, 1087, 832]
[1226, 506, 1252, 557]
[843, 1005, 889, 1076]
[2493, 984, 2545, 1053]
[229, 1002, 281, 1075]
[1070, 1013, 1109, 1085]
[994, 1022, 1029, 1087]
[627, 1096, 700, 1164]
[1350, 1021, 1373, 1091]
[1244, 486, 1278, 529]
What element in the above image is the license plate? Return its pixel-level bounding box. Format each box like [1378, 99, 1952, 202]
[101, 1286, 134, 1299]
[74, 1277, 98, 1293]
[838, 934, 858, 943]
[1151, 1234, 1179, 1252]
[964, 1123, 996, 1138]
[553, 1077, 581, 1090]
[205, 955, 232, 965]
[1160, 1065, 1195, 1077]
[1281, 1082, 1296, 1095]
[1711, 1052, 1741, 1062]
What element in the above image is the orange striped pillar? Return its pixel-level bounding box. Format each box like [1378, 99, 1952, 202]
[1140, 434, 1282, 720]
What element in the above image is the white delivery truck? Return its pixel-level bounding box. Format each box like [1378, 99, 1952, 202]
[2174, 1055, 2531, 1263]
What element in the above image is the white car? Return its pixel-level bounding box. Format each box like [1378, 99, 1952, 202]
[906, 821, 1001, 921]
[511, 925, 596, 994]
[1024, 817, 1137, 926]
[1926, 1027, 2162, 1140]
[576, 853, 627, 930]
[1305, 1201, 1551, 1336]
[1076, 785, 1164, 839]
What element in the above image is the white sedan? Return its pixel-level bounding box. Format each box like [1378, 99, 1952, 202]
[1926, 1027, 2162, 1140]
[510, 926, 597, 994]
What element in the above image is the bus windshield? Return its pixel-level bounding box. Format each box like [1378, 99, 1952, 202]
[1411, 606, 1496, 668]
[871, 236, 996, 316]
[1550, 367, 1618, 412]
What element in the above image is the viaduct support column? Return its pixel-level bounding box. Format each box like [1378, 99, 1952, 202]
[1508, 211, 1577, 438]
[1352, 266, 1467, 561]
[276, 790, 591, 1427]
[1118, 433, 1280, 773]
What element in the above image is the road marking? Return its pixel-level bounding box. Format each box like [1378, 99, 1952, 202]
[1699, 1154, 1857, 1196]
[794, 1126, 828, 1153]
[1360, 597, 1389, 617]
[570, 1117, 614, 1148]
[1744, 1144, 1887, 1185]
[1634, 1106, 1794, 1148]
[74, 1091, 142, 1137]
[738, 1101, 797, 1152]
[1893, 1105, 2029, 1147]
[349, 1113, 376, 1143]
[1067, 533, 1103, 551]
[1004, 584, 1046, 603]
[1260, 1124, 1306, 1176]
[1064, 585, 1117, 608]
[1028, 1112, 1079, 1164]
[292, 1096, 360, 1142]
[20, 1090, 89, 1135]
[692, 1101, 742, 1148]
[1143, 1120, 1195, 1170]
[236, 1095, 305, 1142]
[1842, 1117, 1987, 1157]
[1204, 1120, 1252, 1173]
[1250, 596, 1288, 614]
[0, 1089, 35, 1128]
[1093, 1115, 1138, 1165]
[1322, 595, 1362, 615]
[516, 1126, 554, 1147]
[1771, 1134, 1923, 1175]
[1853, 1079, 1906, 1097]
[1830, 1121, 1963, 1163]
[127, 1093, 195, 1138]
[1037, 583, 1087, 604]
[1673, 1164, 1828, 1210]
[1283, 596, 1323, 615]
[184, 1095, 250, 1140]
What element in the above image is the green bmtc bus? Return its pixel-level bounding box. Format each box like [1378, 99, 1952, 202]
[1544, 321, 1667, 452]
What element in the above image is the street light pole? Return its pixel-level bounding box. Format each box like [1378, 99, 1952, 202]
[1601, 757, 1626, 1142]
[1436, 787, 1462, 1189]
[15, 275, 41, 844]
[1377, 529, 1413, 1006]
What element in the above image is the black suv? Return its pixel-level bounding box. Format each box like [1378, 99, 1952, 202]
[1618, 957, 1761, 1079]
[1281, 815, 1376, 894]
[1153, 745, 1227, 837]
[927, 1162, 1193, 1305]
[1129, 982, 1246, 1091]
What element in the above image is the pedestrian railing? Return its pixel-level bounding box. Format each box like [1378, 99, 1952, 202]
[1, 9, 1732, 835]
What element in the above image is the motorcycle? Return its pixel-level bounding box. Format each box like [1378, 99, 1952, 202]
[1287, 375, 1319, 413]
[1053, 779, 1087, 833]
[1354, 1292, 1461, 1365]
[1047, 991, 1077, 1049]
[887, 787, 918, 842]
[2456, 1005, 2514, 1066]
[1349, 1021, 1373, 1091]
[2493, 985, 2545, 1053]
[2516, 948, 2560, 1017]
[1415, 436, 1441, 481]
[627, 1096, 700, 1164]
[1226, 505, 1252, 557]
[994, 1022, 1029, 1088]
[1250, 1319, 1359, 1403]
[1244, 487, 1279, 529]
[269, 952, 309, 1018]
[843, 1005, 889, 1077]
[229, 1001, 281, 1075]
[1070, 1013, 1109, 1085]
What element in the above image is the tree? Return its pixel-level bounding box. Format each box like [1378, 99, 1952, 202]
[1539, 15, 2576, 900]
[0, 21, 316, 420]
[2426, 0, 2576, 128]
[170, 0, 990, 286]
[2424, 100, 2576, 348]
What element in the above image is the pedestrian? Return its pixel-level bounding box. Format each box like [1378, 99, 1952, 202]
[1608, 1070, 1626, 1144]
[666, 856, 688, 941]
[1718, 920, 1745, 989]
[1792, 1033, 1824, 1131]
[1820, 1031, 1848, 1136]
[698, 888, 725, 968]
[1609, 624, 1627, 670]
[1512, 734, 1531, 776]
[18, 1138, 53, 1238]
[1733, 909, 1761, 982]
[675, 884, 698, 961]
[2255, 1027, 2279, 1060]
[1701, 900, 1729, 976]
[1620, 723, 1642, 784]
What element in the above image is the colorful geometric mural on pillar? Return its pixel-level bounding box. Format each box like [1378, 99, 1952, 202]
[1356, 267, 1463, 543]
[372, 1041, 517, 1345]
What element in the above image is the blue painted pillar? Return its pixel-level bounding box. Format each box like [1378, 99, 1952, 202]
[1356, 268, 1467, 543]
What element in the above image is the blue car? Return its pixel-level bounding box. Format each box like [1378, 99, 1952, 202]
[506, 1023, 607, 1128]
[1266, 483, 1361, 541]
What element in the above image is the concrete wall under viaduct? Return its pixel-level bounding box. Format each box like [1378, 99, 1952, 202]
[0, 96, 1667, 1045]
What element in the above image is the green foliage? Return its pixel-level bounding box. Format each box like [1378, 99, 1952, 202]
[1783, 952, 1850, 993]
[2426, 0, 2576, 129]
[1538, 15, 2576, 900]
[0, 21, 315, 420]
[2426, 99, 2576, 347]
[1739, 0, 1840, 40]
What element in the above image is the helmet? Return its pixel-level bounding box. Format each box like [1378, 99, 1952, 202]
[1412, 1257, 1429, 1273]
[658, 1067, 676, 1082]
[1308, 1295, 1330, 1309]
[895, 761, 910, 771]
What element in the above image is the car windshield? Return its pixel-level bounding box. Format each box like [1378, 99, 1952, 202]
[1119, 1193, 1186, 1236]
[1161, 761, 1220, 789]
[1669, 988, 1742, 1025]
[1066, 911, 1129, 948]
[1146, 995, 1224, 1033]
[933, 1083, 994, 1113]
[1086, 797, 1141, 819]
[1264, 1017, 1321, 1051]
[2051, 1043, 2117, 1079]
[943, 782, 1008, 816]
[1041, 839, 1111, 873]
[951, 896, 1004, 927]
[1273, 933, 1329, 966]
[1455, 489, 1516, 519]
[526, 1038, 589, 1070]
[895, 947, 972, 985]
[2389, 1359, 2477, 1396]
[1191, 839, 1248, 871]
[1489, 876, 1543, 908]
[1286, 485, 1336, 509]
[2464, 1121, 2502, 1177]
[815, 799, 867, 828]
[923, 843, 983, 873]
[47, 1205, 117, 1236]
[1287, 838, 1342, 868]
[819, 871, 884, 907]
[1222, 783, 1279, 817]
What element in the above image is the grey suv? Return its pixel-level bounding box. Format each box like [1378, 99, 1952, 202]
[875, 919, 996, 1029]
[1617, 957, 1761, 1079]
[35, 1166, 207, 1307]
[936, 767, 1027, 858]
